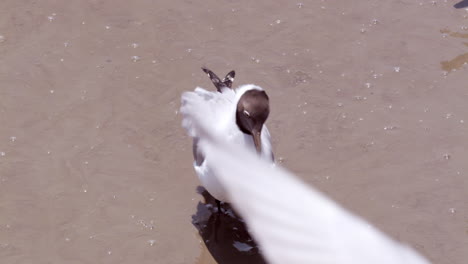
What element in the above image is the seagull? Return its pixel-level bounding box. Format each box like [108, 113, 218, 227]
[182, 67, 274, 209]
[180, 96, 431, 264]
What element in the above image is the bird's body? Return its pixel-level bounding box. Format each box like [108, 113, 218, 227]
[185, 84, 274, 202]
[180, 87, 431, 264]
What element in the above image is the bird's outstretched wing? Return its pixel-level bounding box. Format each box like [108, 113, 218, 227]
[181, 87, 235, 138]
[180, 96, 431, 264]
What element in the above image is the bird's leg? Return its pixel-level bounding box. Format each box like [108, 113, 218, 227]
[216, 199, 222, 213]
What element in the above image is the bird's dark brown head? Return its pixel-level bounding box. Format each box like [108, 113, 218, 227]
[236, 89, 270, 153]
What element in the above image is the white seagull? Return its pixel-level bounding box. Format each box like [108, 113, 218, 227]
[182, 67, 274, 207]
[180, 78, 431, 264]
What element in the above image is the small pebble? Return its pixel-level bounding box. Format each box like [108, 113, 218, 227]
[250, 57, 260, 63]
[383, 126, 397, 130]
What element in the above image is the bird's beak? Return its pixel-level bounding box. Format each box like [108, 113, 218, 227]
[252, 130, 262, 154]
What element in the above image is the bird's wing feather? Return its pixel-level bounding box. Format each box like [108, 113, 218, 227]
[181, 87, 235, 138]
[261, 126, 274, 161]
[180, 95, 431, 264]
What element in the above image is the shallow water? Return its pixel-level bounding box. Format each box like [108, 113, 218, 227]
[0, 0, 467, 263]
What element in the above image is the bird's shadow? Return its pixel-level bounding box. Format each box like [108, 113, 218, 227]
[454, 0, 468, 8]
[192, 186, 267, 264]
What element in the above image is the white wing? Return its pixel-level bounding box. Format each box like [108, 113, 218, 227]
[182, 86, 239, 202]
[180, 96, 431, 264]
[181, 87, 236, 138]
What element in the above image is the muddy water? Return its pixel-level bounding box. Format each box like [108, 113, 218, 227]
[0, 0, 467, 263]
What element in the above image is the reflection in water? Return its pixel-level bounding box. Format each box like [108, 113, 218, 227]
[454, 0, 468, 9]
[192, 187, 267, 264]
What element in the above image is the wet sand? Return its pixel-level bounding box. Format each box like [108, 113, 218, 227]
[0, 0, 467, 263]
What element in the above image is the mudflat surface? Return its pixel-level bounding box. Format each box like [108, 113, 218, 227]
[0, 1, 467, 263]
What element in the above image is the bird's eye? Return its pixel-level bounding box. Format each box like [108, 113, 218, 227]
[243, 110, 250, 117]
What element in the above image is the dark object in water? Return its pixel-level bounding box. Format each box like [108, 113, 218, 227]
[192, 186, 267, 264]
[454, 0, 468, 9]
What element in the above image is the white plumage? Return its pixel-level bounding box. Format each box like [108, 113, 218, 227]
[180, 90, 431, 264]
[182, 84, 274, 202]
